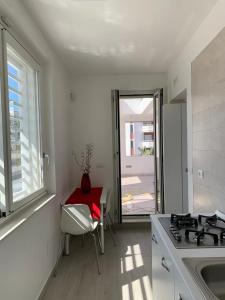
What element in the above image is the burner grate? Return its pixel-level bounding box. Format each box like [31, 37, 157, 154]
[185, 228, 219, 246]
[171, 213, 198, 228]
[198, 214, 225, 230]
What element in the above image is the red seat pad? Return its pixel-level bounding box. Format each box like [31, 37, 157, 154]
[66, 187, 103, 220]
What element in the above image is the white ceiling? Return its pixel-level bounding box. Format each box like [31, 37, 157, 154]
[21, 0, 217, 75]
[120, 98, 153, 115]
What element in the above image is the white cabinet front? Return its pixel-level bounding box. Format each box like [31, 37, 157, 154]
[152, 228, 174, 300]
[174, 269, 193, 300]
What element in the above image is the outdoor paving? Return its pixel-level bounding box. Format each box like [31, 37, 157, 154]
[121, 175, 155, 215]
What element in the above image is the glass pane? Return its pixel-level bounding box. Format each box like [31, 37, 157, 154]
[0, 81, 6, 212]
[119, 96, 155, 215]
[7, 44, 43, 205]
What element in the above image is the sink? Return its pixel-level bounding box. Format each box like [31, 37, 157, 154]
[183, 257, 225, 300]
[201, 263, 225, 300]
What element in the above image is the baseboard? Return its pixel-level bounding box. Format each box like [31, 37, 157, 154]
[37, 251, 63, 300]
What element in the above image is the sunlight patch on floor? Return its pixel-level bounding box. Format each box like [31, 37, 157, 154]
[132, 279, 143, 300]
[143, 275, 153, 299]
[134, 254, 144, 268]
[121, 176, 141, 186]
[122, 193, 153, 203]
[125, 256, 135, 272]
[121, 175, 155, 215]
[133, 244, 142, 255]
[122, 284, 130, 299]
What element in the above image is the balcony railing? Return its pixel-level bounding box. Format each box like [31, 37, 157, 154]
[142, 125, 153, 132]
[142, 141, 154, 148]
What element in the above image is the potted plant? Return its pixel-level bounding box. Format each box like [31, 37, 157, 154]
[74, 143, 94, 194]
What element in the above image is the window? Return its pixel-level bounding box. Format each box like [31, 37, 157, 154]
[144, 133, 153, 141]
[0, 30, 44, 214]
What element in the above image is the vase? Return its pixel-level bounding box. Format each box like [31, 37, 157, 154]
[81, 173, 91, 194]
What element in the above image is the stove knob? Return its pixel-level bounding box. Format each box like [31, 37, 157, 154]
[178, 293, 183, 300]
[177, 235, 182, 242]
[175, 234, 182, 242]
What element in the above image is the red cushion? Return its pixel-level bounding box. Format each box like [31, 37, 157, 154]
[66, 187, 103, 220]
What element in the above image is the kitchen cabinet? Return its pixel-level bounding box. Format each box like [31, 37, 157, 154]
[152, 223, 193, 300]
[174, 269, 193, 300]
[152, 223, 175, 300]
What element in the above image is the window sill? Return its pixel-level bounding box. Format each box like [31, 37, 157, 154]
[0, 193, 56, 243]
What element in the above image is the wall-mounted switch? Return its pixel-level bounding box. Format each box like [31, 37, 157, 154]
[198, 169, 204, 179]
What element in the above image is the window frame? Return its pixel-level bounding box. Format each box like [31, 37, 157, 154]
[0, 28, 46, 215]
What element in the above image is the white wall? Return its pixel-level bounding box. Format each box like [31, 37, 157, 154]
[121, 155, 154, 176]
[167, 0, 225, 213]
[70, 74, 166, 211]
[0, 1, 73, 299]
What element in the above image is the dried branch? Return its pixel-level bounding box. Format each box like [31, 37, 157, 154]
[73, 143, 94, 174]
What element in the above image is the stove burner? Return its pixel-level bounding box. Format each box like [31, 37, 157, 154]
[198, 214, 225, 230]
[185, 228, 219, 246]
[159, 216, 225, 249]
[198, 214, 217, 224]
[171, 213, 198, 228]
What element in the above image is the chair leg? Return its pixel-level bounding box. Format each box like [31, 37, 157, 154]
[106, 217, 117, 246]
[64, 233, 70, 256]
[96, 226, 102, 251]
[90, 232, 101, 275]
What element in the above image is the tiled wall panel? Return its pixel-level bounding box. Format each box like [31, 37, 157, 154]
[192, 27, 225, 213]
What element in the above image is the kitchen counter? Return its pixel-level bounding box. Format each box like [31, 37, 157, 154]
[151, 214, 225, 300]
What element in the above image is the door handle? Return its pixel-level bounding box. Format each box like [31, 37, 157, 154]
[161, 257, 170, 272]
[152, 233, 158, 244]
[43, 152, 50, 164]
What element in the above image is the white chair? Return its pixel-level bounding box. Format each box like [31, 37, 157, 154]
[104, 189, 116, 246]
[61, 204, 101, 274]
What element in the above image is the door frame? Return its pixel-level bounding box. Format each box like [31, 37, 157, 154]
[153, 89, 164, 214]
[112, 89, 163, 223]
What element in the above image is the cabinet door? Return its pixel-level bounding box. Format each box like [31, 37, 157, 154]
[152, 231, 162, 300]
[174, 269, 193, 300]
[152, 229, 174, 300]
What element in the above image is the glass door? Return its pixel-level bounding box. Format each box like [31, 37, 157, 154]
[119, 95, 155, 217]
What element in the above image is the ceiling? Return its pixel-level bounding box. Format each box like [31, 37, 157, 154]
[120, 97, 153, 115]
[21, 0, 217, 75]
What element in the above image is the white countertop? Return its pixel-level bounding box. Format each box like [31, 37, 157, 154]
[151, 214, 225, 300]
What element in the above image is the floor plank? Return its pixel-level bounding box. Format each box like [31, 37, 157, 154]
[42, 224, 153, 300]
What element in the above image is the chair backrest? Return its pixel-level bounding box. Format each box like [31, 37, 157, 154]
[61, 204, 93, 235]
[106, 189, 112, 214]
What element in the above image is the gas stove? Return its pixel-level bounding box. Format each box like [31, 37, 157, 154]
[159, 212, 225, 249]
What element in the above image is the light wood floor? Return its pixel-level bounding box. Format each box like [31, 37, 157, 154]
[42, 224, 153, 300]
